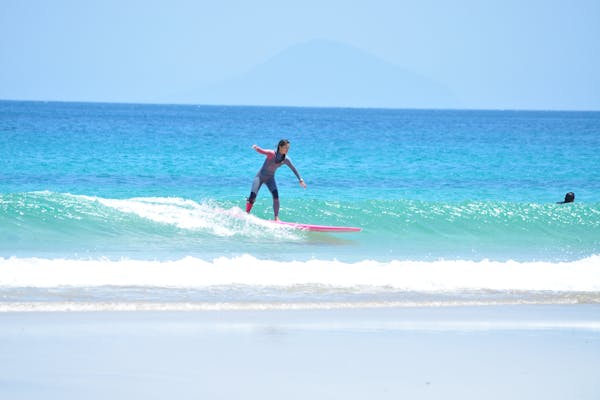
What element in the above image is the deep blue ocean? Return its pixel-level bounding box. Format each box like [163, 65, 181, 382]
[1, 101, 599, 310]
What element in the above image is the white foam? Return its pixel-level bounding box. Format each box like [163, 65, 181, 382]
[0, 300, 590, 312]
[74, 194, 300, 239]
[1, 255, 600, 292]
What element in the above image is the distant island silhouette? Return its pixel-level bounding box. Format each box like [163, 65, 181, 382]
[172, 40, 457, 109]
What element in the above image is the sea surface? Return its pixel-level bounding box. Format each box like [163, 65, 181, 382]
[1, 101, 599, 310]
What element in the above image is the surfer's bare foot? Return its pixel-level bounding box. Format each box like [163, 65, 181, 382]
[274, 217, 280, 221]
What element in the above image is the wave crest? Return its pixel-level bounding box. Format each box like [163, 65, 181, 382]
[1, 254, 599, 292]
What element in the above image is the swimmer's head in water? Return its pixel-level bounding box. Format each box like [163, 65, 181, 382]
[564, 192, 575, 203]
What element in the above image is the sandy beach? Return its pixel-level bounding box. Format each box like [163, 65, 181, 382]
[1, 304, 599, 399]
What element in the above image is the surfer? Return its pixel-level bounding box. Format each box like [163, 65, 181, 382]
[246, 139, 306, 220]
[557, 192, 575, 204]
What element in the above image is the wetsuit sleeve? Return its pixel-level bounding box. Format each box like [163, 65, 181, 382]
[254, 146, 273, 157]
[284, 159, 303, 182]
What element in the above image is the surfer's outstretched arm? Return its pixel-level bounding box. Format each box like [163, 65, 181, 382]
[252, 144, 272, 156]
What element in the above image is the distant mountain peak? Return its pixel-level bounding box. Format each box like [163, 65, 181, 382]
[178, 39, 456, 109]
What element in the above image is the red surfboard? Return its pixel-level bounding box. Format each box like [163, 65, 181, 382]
[273, 220, 361, 232]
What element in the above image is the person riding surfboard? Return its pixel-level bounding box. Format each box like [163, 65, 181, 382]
[246, 139, 306, 221]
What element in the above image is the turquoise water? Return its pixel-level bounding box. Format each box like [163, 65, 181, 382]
[1, 101, 599, 307]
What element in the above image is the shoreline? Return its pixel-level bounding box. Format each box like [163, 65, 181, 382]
[1, 298, 600, 313]
[2, 303, 600, 329]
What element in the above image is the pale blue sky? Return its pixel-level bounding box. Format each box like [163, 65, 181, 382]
[1, 0, 599, 110]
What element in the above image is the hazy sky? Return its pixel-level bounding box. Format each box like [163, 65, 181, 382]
[1, 0, 599, 110]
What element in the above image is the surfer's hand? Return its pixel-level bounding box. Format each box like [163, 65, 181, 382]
[299, 180, 307, 189]
[251, 144, 258, 150]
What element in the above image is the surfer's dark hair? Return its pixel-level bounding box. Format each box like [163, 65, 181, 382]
[277, 139, 290, 149]
[276, 139, 290, 162]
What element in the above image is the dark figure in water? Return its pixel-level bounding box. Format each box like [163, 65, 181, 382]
[557, 192, 575, 204]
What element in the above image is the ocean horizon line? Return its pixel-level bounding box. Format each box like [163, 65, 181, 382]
[1, 98, 599, 113]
